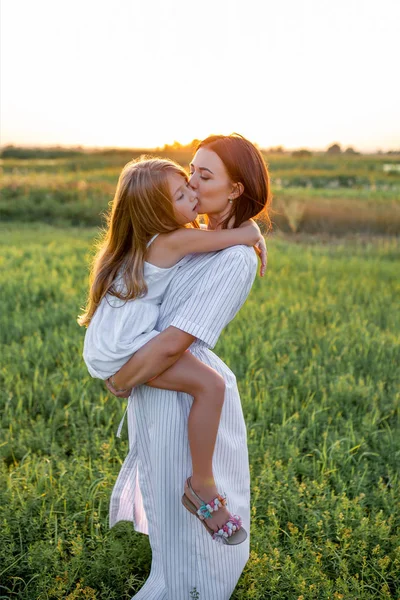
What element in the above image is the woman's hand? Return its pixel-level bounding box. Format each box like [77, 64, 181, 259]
[105, 377, 132, 398]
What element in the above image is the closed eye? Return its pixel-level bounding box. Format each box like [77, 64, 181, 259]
[189, 170, 209, 181]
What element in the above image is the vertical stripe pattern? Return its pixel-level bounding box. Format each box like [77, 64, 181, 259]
[109, 246, 258, 599]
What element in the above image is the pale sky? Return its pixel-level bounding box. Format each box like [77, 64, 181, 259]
[1, 0, 399, 151]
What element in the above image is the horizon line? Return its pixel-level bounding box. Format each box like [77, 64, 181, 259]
[1, 141, 399, 154]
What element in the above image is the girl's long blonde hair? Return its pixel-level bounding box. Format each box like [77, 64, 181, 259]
[78, 156, 195, 327]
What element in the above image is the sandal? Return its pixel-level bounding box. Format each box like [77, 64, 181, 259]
[181, 476, 247, 545]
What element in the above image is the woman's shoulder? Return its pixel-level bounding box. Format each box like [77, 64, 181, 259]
[218, 244, 258, 271]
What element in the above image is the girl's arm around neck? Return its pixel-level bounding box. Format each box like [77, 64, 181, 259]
[167, 219, 262, 260]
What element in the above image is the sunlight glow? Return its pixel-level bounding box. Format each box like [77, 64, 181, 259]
[1, 0, 399, 151]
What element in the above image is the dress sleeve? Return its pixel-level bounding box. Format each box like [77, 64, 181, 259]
[170, 246, 257, 349]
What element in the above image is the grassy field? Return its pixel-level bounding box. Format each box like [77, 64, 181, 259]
[1, 150, 400, 234]
[1, 223, 399, 599]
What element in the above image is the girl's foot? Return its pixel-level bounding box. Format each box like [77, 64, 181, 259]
[183, 476, 236, 533]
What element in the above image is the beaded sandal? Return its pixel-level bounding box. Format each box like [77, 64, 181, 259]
[181, 476, 247, 545]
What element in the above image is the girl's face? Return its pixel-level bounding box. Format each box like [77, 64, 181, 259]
[189, 148, 233, 216]
[168, 172, 199, 225]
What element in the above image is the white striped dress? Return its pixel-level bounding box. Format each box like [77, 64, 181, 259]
[109, 245, 258, 600]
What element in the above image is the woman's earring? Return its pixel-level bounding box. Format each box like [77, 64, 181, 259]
[228, 198, 233, 203]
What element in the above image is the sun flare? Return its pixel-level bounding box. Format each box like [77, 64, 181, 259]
[1, 0, 399, 152]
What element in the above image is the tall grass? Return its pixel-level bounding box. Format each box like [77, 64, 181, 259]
[0, 224, 399, 599]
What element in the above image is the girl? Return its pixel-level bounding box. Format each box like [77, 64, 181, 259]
[78, 155, 263, 544]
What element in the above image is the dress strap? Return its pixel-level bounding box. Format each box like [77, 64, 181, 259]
[146, 234, 159, 248]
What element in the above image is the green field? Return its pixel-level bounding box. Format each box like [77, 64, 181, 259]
[1, 150, 400, 234]
[1, 223, 399, 599]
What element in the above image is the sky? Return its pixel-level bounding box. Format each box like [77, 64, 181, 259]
[1, 0, 399, 152]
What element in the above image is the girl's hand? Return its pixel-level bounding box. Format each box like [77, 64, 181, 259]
[253, 235, 267, 277]
[240, 220, 267, 276]
[105, 377, 132, 398]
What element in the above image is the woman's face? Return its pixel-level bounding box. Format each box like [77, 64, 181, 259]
[189, 148, 233, 216]
[168, 172, 199, 225]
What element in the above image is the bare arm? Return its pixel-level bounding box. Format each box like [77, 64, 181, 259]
[198, 221, 267, 277]
[111, 326, 195, 391]
[167, 219, 262, 259]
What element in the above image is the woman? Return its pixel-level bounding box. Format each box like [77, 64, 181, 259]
[107, 134, 271, 599]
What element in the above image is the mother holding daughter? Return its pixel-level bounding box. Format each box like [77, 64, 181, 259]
[79, 134, 271, 599]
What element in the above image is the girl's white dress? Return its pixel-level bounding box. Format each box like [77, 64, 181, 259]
[83, 234, 183, 381]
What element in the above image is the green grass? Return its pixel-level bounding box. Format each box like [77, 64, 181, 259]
[1, 224, 399, 599]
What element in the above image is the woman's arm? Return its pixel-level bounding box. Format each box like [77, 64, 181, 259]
[111, 326, 196, 391]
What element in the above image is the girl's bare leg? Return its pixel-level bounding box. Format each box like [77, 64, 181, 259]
[146, 351, 232, 532]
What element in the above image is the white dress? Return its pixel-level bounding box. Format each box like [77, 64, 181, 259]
[83, 234, 185, 381]
[106, 245, 258, 600]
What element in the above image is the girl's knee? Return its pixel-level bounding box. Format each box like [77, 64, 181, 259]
[211, 371, 226, 401]
[216, 372, 226, 394]
[195, 369, 225, 401]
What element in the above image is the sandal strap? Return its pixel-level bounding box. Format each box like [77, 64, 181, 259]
[212, 514, 243, 541]
[186, 477, 227, 521]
